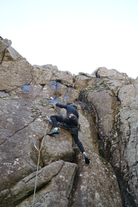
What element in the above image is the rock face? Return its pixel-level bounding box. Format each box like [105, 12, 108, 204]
[0, 38, 137, 207]
[0, 39, 32, 92]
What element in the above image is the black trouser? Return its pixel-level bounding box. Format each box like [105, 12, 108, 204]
[50, 115, 85, 153]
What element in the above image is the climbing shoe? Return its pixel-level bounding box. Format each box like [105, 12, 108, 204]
[84, 154, 90, 164]
[47, 128, 59, 135]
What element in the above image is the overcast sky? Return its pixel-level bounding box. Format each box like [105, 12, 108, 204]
[1, 0, 138, 78]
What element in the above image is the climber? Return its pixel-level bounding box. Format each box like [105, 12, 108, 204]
[47, 103, 90, 164]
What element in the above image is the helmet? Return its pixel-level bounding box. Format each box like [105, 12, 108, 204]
[70, 103, 77, 109]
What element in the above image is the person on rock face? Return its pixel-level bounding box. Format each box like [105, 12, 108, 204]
[47, 103, 90, 164]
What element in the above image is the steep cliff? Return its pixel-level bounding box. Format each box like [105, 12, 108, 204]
[0, 38, 137, 207]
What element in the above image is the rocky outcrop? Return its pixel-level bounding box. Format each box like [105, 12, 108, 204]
[0, 38, 137, 206]
[0, 39, 33, 92]
[83, 67, 137, 206]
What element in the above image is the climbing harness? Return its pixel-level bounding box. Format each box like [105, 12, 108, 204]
[32, 115, 49, 207]
[68, 113, 78, 120]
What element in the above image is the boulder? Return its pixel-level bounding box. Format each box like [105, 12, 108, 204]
[95, 67, 132, 96]
[51, 70, 73, 87]
[16, 162, 77, 207]
[42, 129, 74, 166]
[0, 38, 23, 63]
[74, 74, 97, 91]
[88, 90, 119, 137]
[1, 161, 64, 206]
[118, 84, 136, 106]
[0, 60, 33, 92]
[3, 46, 23, 61]
[32, 65, 57, 85]
[97, 67, 129, 80]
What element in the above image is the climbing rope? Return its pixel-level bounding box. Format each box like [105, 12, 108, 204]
[32, 115, 50, 207]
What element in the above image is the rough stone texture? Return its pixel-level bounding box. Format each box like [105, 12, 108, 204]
[42, 129, 74, 166]
[74, 74, 97, 91]
[3, 46, 23, 61]
[51, 70, 74, 86]
[16, 162, 77, 207]
[109, 78, 138, 206]
[88, 69, 138, 206]
[96, 67, 133, 96]
[32, 65, 57, 85]
[0, 39, 7, 63]
[0, 60, 33, 92]
[0, 97, 76, 207]
[0, 39, 12, 63]
[79, 68, 138, 206]
[72, 151, 122, 207]
[3, 38, 138, 206]
[118, 84, 136, 106]
[97, 67, 128, 80]
[88, 90, 119, 137]
[0, 99, 44, 192]
[1, 161, 64, 206]
[0, 38, 32, 92]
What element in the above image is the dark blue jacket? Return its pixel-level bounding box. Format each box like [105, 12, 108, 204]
[56, 103, 79, 119]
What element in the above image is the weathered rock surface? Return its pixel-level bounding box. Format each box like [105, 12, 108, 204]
[72, 151, 122, 207]
[16, 162, 77, 207]
[84, 67, 138, 206]
[0, 60, 33, 92]
[94, 67, 133, 96]
[32, 65, 57, 85]
[0, 38, 138, 206]
[51, 70, 74, 87]
[0, 39, 33, 92]
[74, 74, 97, 91]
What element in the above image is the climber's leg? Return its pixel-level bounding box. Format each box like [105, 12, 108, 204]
[72, 133, 90, 164]
[72, 133, 85, 153]
[47, 115, 65, 135]
[50, 115, 74, 128]
[50, 115, 64, 127]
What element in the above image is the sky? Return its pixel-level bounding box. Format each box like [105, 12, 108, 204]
[1, 0, 138, 79]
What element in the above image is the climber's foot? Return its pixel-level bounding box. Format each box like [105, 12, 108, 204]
[84, 154, 90, 164]
[47, 128, 59, 136]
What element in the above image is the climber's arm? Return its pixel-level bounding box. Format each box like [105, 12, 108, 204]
[56, 103, 67, 109]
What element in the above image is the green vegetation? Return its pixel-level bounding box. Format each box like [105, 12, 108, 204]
[125, 117, 130, 120]
[126, 177, 129, 182]
[99, 155, 109, 169]
[111, 113, 124, 146]
[0, 96, 7, 98]
[117, 105, 123, 111]
[94, 151, 109, 169]
[82, 82, 110, 98]
[39, 100, 49, 106]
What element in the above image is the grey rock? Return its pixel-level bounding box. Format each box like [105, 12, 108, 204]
[3, 38, 138, 207]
